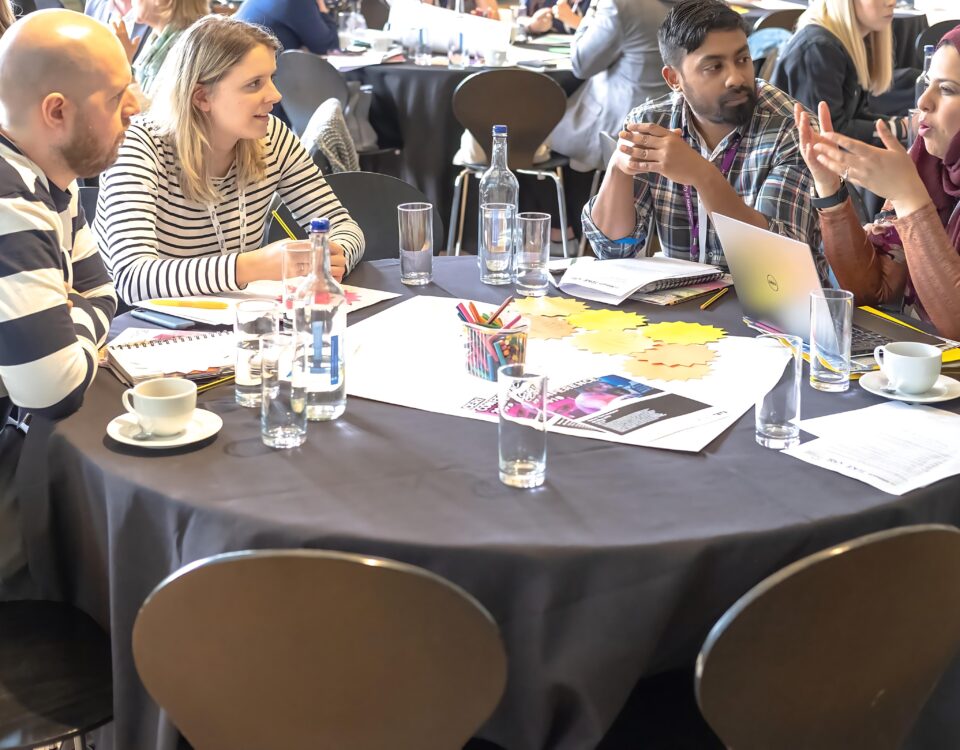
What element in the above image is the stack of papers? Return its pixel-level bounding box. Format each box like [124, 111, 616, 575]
[558, 257, 724, 305]
[784, 402, 960, 495]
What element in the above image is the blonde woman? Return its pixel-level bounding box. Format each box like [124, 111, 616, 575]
[0, 0, 14, 36]
[771, 0, 905, 145]
[113, 0, 210, 98]
[95, 15, 364, 304]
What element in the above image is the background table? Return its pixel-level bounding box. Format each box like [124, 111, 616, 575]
[346, 64, 581, 249]
[21, 257, 960, 750]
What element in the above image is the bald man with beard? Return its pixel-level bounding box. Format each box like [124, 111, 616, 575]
[0, 10, 138, 597]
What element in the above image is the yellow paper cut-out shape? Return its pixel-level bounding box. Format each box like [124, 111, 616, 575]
[634, 343, 717, 367]
[624, 359, 713, 381]
[512, 296, 590, 318]
[566, 309, 647, 332]
[528, 315, 576, 340]
[571, 330, 656, 355]
[642, 320, 726, 345]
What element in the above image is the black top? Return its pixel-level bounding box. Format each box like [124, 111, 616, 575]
[771, 24, 887, 145]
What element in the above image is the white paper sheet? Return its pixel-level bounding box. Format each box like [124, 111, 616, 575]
[139, 283, 400, 326]
[346, 295, 792, 452]
[784, 402, 960, 495]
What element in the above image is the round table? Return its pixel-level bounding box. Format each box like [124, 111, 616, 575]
[21, 257, 960, 750]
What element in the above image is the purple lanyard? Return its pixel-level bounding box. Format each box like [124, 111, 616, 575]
[682, 133, 742, 262]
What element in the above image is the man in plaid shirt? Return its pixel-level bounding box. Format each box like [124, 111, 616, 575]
[583, 0, 825, 279]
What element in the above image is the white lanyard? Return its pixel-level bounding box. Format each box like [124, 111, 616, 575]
[208, 188, 247, 255]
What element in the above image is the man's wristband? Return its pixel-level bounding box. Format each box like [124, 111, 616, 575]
[811, 179, 849, 211]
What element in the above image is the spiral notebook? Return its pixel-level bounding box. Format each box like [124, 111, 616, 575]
[558, 257, 723, 305]
[103, 328, 236, 386]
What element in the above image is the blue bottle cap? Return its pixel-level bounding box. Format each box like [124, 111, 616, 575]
[492, 124, 508, 136]
[924, 44, 935, 54]
[311, 218, 330, 232]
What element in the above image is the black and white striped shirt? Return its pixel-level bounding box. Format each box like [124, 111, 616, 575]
[0, 135, 117, 419]
[96, 114, 365, 304]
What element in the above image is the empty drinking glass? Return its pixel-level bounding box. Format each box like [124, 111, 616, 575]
[755, 334, 802, 450]
[809, 289, 853, 392]
[498, 364, 547, 488]
[515, 212, 550, 297]
[281, 240, 313, 316]
[260, 332, 309, 449]
[234, 299, 280, 407]
[480, 202, 515, 286]
[398, 202, 433, 285]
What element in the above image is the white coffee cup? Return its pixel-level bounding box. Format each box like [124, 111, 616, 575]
[873, 342, 942, 394]
[122, 377, 197, 436]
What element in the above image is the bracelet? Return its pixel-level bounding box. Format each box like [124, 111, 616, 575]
[811, 179, 849, 211]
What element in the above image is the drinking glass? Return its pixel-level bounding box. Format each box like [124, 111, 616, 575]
[398, 202, 433, 285]
[755, 334, 802, 450]
[907, 108, 922, 149]
[498, 364, 547, 488]
[510, 3, 528, 42]
[414, 28, 432, 66]
[480, 202, 515, 286]
[260, 332, 309, 449]
[515, 212, 550, 297]
[234, 299, 280, 407]
[281, 240, 313, 315]
[809, 289, 853, 392]
[448, 30, 466, 69]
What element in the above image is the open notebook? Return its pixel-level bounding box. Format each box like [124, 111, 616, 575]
[103, 328, 236, 386]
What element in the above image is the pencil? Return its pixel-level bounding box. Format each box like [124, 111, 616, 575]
[152, 299, 229, 310]
[271, 210, 297, 241]
[196, 374, 235, 393]
[699, 286, 729, 310]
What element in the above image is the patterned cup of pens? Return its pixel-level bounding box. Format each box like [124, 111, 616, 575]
[464, 319, 528, 381]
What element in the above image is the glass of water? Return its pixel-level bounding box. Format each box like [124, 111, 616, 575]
[480, 202, 515, 286]
[281, 240, 314, 316]
[809, 289, 853, 392]
[234, 299, 280, 407]
[260, 332, 309, 449]
[398, 202, 433, 285]
[755, 333, 802, 450]
[515, 212, 550, 297]
[498, 364, 547, 488]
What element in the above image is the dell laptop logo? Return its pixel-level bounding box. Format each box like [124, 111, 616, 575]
[766, 274, 779, 292]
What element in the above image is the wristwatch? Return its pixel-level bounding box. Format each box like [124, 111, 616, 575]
[811, 179, 849, 211]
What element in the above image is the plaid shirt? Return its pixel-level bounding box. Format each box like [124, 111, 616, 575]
[582, 81, 825, 277]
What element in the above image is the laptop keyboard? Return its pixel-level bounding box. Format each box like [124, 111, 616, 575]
[850, 324, 893, 357]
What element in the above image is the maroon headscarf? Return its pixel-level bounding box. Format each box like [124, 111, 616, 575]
[909, 24, 960, 249]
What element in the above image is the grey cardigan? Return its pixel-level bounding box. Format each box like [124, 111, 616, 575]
[551, 0, 674, 171]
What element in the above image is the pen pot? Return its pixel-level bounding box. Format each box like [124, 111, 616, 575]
[463, 319, 528, 381]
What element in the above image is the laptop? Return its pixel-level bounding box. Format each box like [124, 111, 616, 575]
[711, 213, 944, 356]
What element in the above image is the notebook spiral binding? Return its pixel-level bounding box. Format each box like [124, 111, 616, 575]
[114, 330, 233, 350]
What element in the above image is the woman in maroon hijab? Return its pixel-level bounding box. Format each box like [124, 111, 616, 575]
[795, 24, 960, 340]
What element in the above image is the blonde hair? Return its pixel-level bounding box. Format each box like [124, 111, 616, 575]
[153, 0, 211, 31]
[149, 15, 280, 205]
[0, 0, 15, 36]
[798, 0, 892, 95]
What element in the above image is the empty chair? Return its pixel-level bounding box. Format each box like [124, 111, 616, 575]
[274, 50, 349, 136]
[695, 524, 960, 750]
[0, 601, 113, 749]
[449, 69, 571, 258]
[361, 0, 390, 30]
[753, 8, 802, 32]
[133, 549, 508, 750]
[916, 20, 960, 65]
[323, 171, 444, 261]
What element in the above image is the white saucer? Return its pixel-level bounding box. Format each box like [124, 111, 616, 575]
[859, 371, 960, 403]
[106, 409, 223, 449]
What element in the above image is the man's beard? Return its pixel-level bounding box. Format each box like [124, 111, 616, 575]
[687, 84, 758, 128]
[59, 114, 126, 179]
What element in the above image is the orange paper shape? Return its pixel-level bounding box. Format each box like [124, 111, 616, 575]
[571, 330, 656, 355]
[528, 315, 576, 340]
[642, 320, 726, 345]
[512, 296, 590, 318]
[634, 343, 717, 367]
[624, 359, 712, 381]
[566, 309, 647, 332]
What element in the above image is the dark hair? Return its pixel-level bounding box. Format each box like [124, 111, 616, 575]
[658, 0, 747, 68]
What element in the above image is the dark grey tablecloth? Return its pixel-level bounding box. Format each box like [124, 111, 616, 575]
[21, 257, 960, 750]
